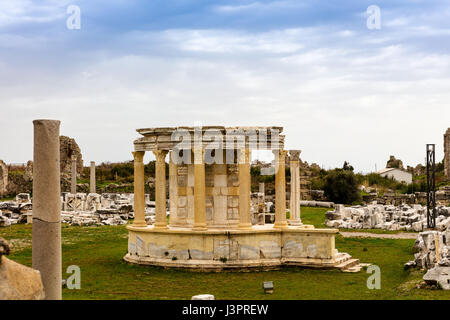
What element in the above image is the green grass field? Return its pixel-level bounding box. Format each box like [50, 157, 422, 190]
[0, 207, 447, 300]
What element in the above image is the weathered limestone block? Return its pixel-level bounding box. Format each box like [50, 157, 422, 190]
[259, 241, 281, 259]
[423, 266, 450, 290]
[148, 243, 167, 258]
[0, 257, 45, 300]
[283, 240, 304, 257]
[0, 239, 44, 300]
[239, 245, 260, 260]
[192, 294, 215, 300]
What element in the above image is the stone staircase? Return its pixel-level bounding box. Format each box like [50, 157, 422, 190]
[333, 252, 367, 272]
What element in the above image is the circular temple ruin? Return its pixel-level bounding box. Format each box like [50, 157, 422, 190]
[124, 126, 355, 270]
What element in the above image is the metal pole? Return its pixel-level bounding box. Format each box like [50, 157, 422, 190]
[426, 144, 436, 229]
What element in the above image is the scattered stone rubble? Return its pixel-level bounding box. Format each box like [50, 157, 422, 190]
[405, 231, 450, 290]
[0, 192, 159, 227]
[325, 203, 450, 232]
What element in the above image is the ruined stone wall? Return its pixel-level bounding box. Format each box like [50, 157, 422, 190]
[60, 136, 83, 179]
[445, 128, 450, 180]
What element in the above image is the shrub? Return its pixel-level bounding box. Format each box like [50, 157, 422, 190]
[323, 169, 360, 204]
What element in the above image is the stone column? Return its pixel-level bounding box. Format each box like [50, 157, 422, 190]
[32, 119, 62, 300]
[71, 155, 77, 194]
[273, 149, 288, 229]
[238, 148, 252, 230]
[445, 128, 450, 179]
[90, 161, 96, 194]
[259, 182, 265, 195]
[153, 150, 168, 229]
[169, 151, 178, 227]
[132, 151, 147, 227]
[288, 150, 302, 226]
[193, 147, 207, 231]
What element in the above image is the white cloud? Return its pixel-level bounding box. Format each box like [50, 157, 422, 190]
[213, 1, 305, 13]
[0, 0, 68, 27]
[0, 16, 449, 171]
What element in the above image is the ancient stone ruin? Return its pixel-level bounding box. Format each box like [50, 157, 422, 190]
[0, 192, 136, 227]
[60, 136, 83, 179]
[386, 155, 404, 169]
[124, 126, 360, 271]
[0, 238, 45, 300]
[326, 203, 450, 232]
[405, 230, 450, 290]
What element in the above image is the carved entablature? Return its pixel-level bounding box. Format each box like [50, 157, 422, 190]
[133, 126, 285, 152]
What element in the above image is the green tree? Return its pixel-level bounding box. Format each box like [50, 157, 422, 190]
[323, 169, 360, 204]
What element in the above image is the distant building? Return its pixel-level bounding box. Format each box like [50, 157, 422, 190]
[378, 168, 412, 184]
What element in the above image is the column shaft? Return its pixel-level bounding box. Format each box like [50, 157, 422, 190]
[133, 151, 147, 227]
[90, 161, 96, 194]
[274, 149, 288, 228]
[289, 155, 302, 225]
[193, 147, 207, 231]
[153, 150, 168, 229]
[32, 119, 62, 300]
[238, 149, 252, 229]
[168, 152, 179, 227]
[71, 155, 77, 194]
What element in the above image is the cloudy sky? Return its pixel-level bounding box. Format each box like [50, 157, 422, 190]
[0, 0, 449, 172]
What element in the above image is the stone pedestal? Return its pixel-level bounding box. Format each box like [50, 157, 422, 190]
[32, 119, 62, 300]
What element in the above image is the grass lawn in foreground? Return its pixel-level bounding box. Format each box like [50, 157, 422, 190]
[0, 214, 445, 300]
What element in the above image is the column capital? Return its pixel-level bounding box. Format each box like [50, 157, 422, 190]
[238, 148, 251, 165]
[193, 146, 205, 165]
[272, 149, 288, 160]
[132, 151, 145, 162]
[71, 155, 77, 162]
[289, 150, 301, 162]
[152, 149, 168, 162]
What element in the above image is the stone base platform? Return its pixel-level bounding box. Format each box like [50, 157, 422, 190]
[124, 224, 356, 271]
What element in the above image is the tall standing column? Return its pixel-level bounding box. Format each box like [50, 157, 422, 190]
[153, 150, 168, 229]
[90, 161, 96, 194]
[259, 182, 265, 195]
[32, 119, 62, 300]
[238, 148, 252, 229]
[193, 147, 207, 231]
[71, 155, 77, 194]
[288, 150, 302, 226]
[133, 151, 147, 227]
[273, 149, 288, 229]
[168, 151, 179, 227]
